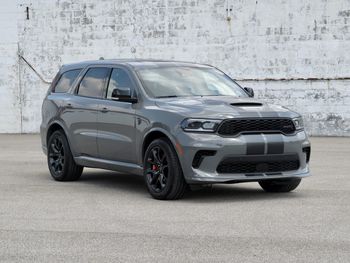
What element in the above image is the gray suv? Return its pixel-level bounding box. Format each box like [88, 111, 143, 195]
[41, 59, 311, 200]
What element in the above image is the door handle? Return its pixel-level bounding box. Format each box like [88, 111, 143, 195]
[66, 103, 73, 109]
[101, 107, 109, 113]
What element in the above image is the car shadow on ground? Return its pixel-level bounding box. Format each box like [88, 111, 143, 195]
[77, 169, 305, 202]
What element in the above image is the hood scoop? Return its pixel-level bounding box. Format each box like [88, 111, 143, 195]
[230, 102, 263, 107]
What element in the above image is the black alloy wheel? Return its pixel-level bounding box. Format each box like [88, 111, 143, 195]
[143, 138, 187, 200]
[146, 146, 169, 192]
[49, 136, 65, 176]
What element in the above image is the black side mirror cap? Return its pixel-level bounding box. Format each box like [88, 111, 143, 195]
[111, 88, 138, 103]
[111, 87, 131, 97]
[244, 87, 254, 97]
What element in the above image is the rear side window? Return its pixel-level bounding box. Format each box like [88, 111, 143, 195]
[77, 67, 110, 98]
[53, 69, 81, 93]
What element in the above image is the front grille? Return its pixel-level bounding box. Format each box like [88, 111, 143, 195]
[217, 118, 296, 136]
[217, 154, 300, 174]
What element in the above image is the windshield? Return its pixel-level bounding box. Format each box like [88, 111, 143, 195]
[137, 66, 247, 98]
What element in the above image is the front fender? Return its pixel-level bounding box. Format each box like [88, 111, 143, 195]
[139, 127, 180, 165]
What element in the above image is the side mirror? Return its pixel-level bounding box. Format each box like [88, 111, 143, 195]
[244, 87, 254, 98]
[111, 88, 138, 103]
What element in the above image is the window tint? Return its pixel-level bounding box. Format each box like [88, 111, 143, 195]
[54, 69, 81, 93]
[106, 68, 134, 99]
[78, 67, 110, 98]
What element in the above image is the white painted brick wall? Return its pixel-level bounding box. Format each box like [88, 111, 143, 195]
[239, 79, 350, 136]
[0, 0, 350, 135]
[0, 1, 20, 133]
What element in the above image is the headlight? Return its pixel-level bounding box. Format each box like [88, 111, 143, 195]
[293, 117, 304, 130]
[181, 118, 221, 132]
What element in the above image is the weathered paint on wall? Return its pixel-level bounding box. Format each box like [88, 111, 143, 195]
[241, 79, 350, 136]
[1, 0, 350, 135]
[0, 1, 21, 133]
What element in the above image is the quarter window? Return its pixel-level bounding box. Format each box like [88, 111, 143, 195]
[54, 69, 81, 93]
[106, 68, 134, 99]
[78, 67, 110, 98]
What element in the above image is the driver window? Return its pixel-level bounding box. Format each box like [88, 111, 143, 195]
[106, 68, 134, 99]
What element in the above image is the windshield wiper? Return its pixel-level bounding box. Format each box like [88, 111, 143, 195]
[155, 95, 179, 98]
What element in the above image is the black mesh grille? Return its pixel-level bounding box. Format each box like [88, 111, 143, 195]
[217, 154, 300, 174]
[217, 118, 296, 136]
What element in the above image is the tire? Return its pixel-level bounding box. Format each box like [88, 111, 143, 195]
[47, 130, 83, 181]
[259, 178, 301, 193]
[143, 138, 188, 200]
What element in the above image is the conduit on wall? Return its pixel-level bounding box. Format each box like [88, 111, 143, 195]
[18, 53, 52, 84]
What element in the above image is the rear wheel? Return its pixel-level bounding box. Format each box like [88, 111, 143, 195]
[259, 178, 301, 193]
[47, 130, 83, 181]
[143, 138, 188, 200]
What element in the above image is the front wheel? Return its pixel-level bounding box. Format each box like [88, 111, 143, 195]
[143, 138, 188, 200]
[47, 130, 83, 181]
[259, 178, 301, 193]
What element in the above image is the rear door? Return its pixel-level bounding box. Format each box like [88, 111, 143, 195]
[97, 67, 137, 163]
[63, 66, 111, 157]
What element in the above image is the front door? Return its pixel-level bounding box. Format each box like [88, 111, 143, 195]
[97, 67, 137, 164]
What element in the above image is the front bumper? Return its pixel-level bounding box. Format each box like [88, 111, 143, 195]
[175, 131, 311, 184]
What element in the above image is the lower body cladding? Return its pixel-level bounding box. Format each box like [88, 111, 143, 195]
[176, 131, 311, 184]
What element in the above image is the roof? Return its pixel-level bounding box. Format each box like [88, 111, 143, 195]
[60, 59, 213, 72]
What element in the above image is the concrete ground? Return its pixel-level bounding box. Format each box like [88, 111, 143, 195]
[0, 135, 349, 262]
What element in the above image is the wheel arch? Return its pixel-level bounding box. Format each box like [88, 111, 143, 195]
[46, 121, 75, 155]
[47, 123, 64, 143]
[141, 128, 179, 163]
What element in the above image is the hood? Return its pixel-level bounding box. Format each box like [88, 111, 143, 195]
[155, 96, 299, 119]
